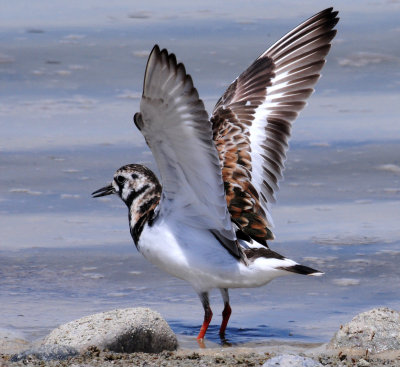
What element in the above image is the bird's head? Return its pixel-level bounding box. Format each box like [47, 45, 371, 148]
[92, 164, 161, 208]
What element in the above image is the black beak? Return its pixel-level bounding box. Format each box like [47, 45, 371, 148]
[92, 184, 115, 198]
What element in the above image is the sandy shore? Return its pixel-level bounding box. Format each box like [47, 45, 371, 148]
[2, 340, 400, 367]
[2, 307, 400, 366]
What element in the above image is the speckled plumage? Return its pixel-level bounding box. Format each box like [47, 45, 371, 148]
[93, 8, 339, 340]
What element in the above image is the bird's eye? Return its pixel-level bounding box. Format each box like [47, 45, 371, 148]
[116, 175, 125, 184]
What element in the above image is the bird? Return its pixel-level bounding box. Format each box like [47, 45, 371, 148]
[92, 8, 339, 341]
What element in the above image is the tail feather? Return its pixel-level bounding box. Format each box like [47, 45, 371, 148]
[278, 264, 324, 276]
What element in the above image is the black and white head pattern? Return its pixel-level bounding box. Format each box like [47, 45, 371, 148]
[112, 164, 160, 207]
[111, 164, 162, 238]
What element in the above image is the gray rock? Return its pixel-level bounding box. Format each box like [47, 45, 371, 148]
[263, 354, 323, 367]
[42, 307, 177, 353]
[10, 345, 78, 361]
[329, 307, 400, 353]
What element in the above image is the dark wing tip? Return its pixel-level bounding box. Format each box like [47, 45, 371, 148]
[147, 44, 162, 66]
[143, 45, 160, 92]
[302, 7, 339, 27]
[317, 7, 337, 17]
[143, 44, 192, 96]
[159, 47, 180, 72]
[278, 264, 324, 276]
[324, 8, 340, 26]
[150, 44, 160, 56]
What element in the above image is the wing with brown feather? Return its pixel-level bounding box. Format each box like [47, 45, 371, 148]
[211, 8, 339, 246]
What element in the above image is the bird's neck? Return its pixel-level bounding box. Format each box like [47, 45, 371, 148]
[128, 184, 161, 246]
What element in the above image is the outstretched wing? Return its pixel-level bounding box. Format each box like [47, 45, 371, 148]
[211, 8, 339, 246]
[135, 45, 242, 259]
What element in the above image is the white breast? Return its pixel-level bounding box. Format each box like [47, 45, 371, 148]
[137, 218, 292, 293]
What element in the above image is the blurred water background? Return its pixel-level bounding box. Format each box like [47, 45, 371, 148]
[1, 0, 400, 346]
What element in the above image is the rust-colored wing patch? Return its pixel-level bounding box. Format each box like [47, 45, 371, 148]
[212, 58, 276, 244]
[211, 8, 339, 246]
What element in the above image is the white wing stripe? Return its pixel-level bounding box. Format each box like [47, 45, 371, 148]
[248, 9, 338, 210]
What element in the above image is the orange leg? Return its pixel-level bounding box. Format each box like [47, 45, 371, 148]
[197, 292, 213, 340]
[219, 302, 232, 336]
[219, 288, 231, 337]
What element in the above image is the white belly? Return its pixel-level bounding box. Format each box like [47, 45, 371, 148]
[137, 218, 289, 292]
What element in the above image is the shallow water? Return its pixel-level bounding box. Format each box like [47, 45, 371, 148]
[1, 0, 400, 347]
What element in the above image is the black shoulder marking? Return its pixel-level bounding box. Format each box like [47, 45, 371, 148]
[131, 213, 149, 246]
[277, 264, 322, 275]
[244, 247, 285, 261]
[130, 207, 159, 246]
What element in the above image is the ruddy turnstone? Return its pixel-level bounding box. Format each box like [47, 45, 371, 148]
[93, 8, 339, 340]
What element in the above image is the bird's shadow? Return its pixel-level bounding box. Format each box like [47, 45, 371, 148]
[168, 321, 310, 347]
